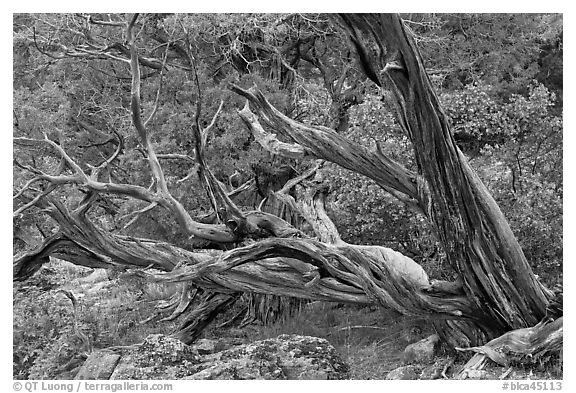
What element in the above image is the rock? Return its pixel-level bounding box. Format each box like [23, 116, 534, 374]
[186, 334, 349, 380]
[74, 351, 121, 380]
[420, 358, 454, 380]
[110, 334, 201, 380]
[402, 334, 440, 364]
[194, 339, 218, 355]
[419, 364, 443, 380]
[82, 334, 347, 380]
[193, 338, 240, 355]
[386, 365, 420, 380]
[460, 369, 490, 380]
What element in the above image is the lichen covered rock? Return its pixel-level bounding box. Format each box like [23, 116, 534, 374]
[402, 334, 440, 364]
[74, 351, 121, 380]
[187, 334, 349, 380]
[110, 334, 201, 380]
[193, 337, 241, 355]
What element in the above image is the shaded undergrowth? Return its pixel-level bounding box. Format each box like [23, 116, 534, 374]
[13, 260, 562, 380]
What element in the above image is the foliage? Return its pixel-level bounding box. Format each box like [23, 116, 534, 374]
[13, 261, 181, 379]
[408, 14, 562, 97]
[441, 81, 562, 285]
[441, 82, 562, 159]
[13, 266, 71, 379]
[473, 152, 563, 286]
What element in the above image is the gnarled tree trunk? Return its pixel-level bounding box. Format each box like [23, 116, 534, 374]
[334, 14, 551, 343]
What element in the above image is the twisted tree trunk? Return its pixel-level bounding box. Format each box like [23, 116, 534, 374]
[334, 14, 551, 339]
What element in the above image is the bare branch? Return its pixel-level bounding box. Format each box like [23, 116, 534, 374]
[123, 16, 237, 243]
[257, 197, 268, 211]
[73, 46, 130, 63]
[227, 179, 255, 198]
[15, 135, 158, 204]
[13, 176, 45, 200]
[176, 170, 197, 185]
[120, 202, 159, 230]
[86, 129, 124, 180]
[40, 133, 89, 181]
[238, 103, 309, 160]
[202, 100, 224, 146]
[144, 42, 171, 127]
[231, 84, 419, 204]
[77, 13, 126, 28]
[176, 28, 259, 236]
[278, 162, 323, 195]
[32, 27, 65, 59]
[156, 153, 195, 162]
[13, 185, 57, 217]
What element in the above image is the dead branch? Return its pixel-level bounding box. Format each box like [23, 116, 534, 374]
[144, 42, 171, 127]
[119, 202, 159, 229]
[125, 14, 237, 243]
[456, 318, 563, 377]
[14, 135, 159, 204]
[238, 102, 309, 160]
[232, 84, 419, 204]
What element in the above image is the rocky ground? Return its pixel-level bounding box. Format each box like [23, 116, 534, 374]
[74, 330, 561, 380]
[14, 263, 563, 380]
[75, 334, 350, 380]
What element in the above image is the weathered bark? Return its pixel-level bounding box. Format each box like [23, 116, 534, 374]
[232, 86, 421, 208]
[14, 195, 487, 328]
[333, 14, 551, 339]
[271, 161, 343, 244]
[171, 291, 241, 344]
[13, 200, 201, 280]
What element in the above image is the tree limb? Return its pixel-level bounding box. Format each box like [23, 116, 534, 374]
[232, 84, 419, 204]
[125, 14, 237, 243]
